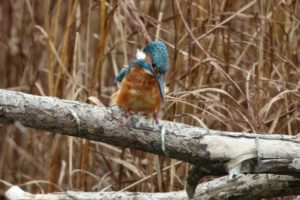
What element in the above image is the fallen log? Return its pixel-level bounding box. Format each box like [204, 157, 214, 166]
[1, 89, 300, 199]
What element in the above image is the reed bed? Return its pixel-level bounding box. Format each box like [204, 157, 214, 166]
[0, 0, 299, 198]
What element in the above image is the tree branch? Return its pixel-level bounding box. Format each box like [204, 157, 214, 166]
[1, 89, 300, 199]
[0, 89, 299, 177]
[5, 174, 300, 200]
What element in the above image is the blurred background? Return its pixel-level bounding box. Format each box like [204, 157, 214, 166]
[0, 0, 299, 198]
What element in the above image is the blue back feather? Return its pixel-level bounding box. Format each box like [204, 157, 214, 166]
[115, 67, 128, 83]
[115, 60, 151, 83]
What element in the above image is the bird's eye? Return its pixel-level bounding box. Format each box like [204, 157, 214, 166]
[152, 64, 160, 74]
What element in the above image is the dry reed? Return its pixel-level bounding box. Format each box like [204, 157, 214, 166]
[0, 0, 299, 199]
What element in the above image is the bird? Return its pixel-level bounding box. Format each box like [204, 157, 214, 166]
[111, 40, 169, 122]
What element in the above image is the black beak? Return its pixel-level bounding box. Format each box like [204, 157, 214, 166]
[151, 66, 165, 102]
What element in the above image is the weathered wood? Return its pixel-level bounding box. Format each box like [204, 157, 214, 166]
[194, 174, 300, 200]
[0, 89, 299, 177]
[5, 174, 300, 200]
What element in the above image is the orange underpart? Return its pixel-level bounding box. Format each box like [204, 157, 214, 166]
[111, 67, 162, 118]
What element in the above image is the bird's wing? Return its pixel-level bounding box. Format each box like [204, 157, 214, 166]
[115, 66, 128, 83]
[115, 59, 151, 84]
[115, 48, 146, 84]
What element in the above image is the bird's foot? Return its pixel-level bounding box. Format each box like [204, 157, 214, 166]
[124, 109, 133, 117]
[152, 113, 159, 125]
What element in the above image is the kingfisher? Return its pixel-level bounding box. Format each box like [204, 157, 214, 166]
[111, 41, 169, 121]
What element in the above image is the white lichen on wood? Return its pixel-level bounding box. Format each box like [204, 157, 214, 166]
[5, 174, 300, 200]
[1, 89, 300, 199]
[0, 89, 299, 176]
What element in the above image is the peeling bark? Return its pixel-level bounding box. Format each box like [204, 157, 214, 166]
[1, 89, 300, 199]
[0, 89, 299, 178]
[5, 174, 300, 200]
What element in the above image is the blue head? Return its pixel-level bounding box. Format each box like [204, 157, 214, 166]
[143, 41, 169, 74]
[143, 41, 169, 102]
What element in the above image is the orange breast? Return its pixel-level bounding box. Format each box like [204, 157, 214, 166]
[111, 67, 162, 115]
